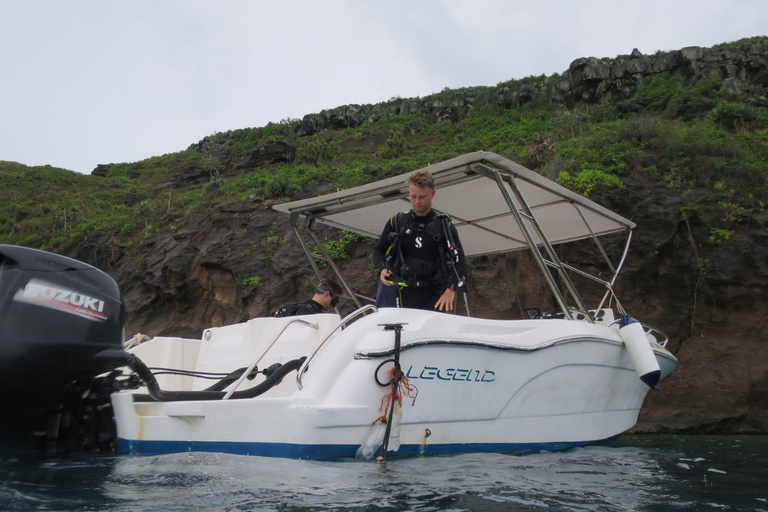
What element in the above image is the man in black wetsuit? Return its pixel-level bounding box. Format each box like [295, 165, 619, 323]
[273, 279, 342, 317]
[372, 170, 467, 311]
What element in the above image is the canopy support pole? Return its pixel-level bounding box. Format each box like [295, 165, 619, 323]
[292, 225, 324, 283]
[304, 218, 363, 309]
[482, 167, 575, 320]
[502, 173, 593, 323]
[290, 221, 361, 314]
[596, 230, 633, 313]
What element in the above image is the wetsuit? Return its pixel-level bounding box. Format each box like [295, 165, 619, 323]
[372, 209, 466, 310]
[273, 299, 324, 317]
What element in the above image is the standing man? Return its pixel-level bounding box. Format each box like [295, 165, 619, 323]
[372, 170, 467, 311]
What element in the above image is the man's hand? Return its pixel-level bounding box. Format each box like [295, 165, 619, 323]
[379, 268, 393, 285]
[434, 288, 456, 312]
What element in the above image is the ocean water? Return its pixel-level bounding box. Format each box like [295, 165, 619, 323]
[1, 436, 766, 512]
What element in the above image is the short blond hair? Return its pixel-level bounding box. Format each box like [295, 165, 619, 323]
[406, 170, 435, 190]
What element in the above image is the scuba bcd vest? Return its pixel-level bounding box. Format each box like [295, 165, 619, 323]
[384, 211, 464, 290]
[272, 300, 323, 318]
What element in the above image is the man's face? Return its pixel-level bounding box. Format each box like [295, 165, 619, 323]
[408, 184, 435, 216]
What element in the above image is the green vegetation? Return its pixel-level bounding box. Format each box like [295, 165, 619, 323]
[708, 227, 733, 245]
[2, 38, 766, 260]
[556, 169, 624, 197]
[322, 230, 367, 260]
[260, 221, 285, 260]
[235, 274, 263, 289]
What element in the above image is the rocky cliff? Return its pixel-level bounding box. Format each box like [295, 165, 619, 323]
[242, 37, 767, 141]
[69, 37, 768, 434]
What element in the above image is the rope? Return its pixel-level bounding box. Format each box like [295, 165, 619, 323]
[373, 367, 418, 425]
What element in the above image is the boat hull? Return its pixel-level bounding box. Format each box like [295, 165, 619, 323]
[117, 434, 625, 459]
[111, 309, 678, 459]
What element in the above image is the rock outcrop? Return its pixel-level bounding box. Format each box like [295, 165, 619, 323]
[252, 37, 768, 139]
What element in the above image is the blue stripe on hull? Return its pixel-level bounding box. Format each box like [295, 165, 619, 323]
[117, 435, 622, 460]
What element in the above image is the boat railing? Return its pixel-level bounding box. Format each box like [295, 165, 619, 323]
[609, 319, 670, 348]
[643, 325, 670, 348]
[222, 317, 320, 399]
[124, 333, 151, 350]
[296, 304, 378, 390]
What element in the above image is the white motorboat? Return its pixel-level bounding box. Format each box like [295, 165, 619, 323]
[109, 152, 677, 459]
[0, 152, 677, 458]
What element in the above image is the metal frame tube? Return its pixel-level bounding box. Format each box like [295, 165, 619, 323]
[574, 204, 616, 273]
[486, 168, 574, 320]
[292, 225, 324, 283]
[304, 218, 363, 309]
[543, 259, 612, 287]
[596, 230, 633, 312]
[503, 174, 592, 322]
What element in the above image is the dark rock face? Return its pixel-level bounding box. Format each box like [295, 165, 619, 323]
[91, 163, 140, 179]
[560, 39, 768, 107]
[174, 162, 213, 185]
[589, 183, 768, 434]
[91, 164, 110, 177]
[168, 142, 294, 186]
[236, 141, 295, 170]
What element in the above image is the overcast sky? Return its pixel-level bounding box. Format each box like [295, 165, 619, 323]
[1, 1, 765, 175]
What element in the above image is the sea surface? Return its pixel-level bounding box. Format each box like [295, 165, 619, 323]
[1, 436, 766, 512]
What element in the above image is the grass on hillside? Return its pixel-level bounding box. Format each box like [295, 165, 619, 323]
[2, 68, 767, 262]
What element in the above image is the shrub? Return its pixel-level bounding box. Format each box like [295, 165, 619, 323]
[710, 102, 766, 132]
[297, 135, 337, 165]
[556, 169, 624, 197]
[20, 233, 44, 248]
[236, 274, 263, 289]
[381, 129, 406, 158]
[708, 228, 733, 245]
[205, 171, 224, 195]
[263, 171, 296, 199]
[260, 221, 285, 259]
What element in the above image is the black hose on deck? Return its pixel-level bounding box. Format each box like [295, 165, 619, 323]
[95, 349, 305, 402]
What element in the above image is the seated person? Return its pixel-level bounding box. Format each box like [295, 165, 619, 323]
[273, 279, 342, 317]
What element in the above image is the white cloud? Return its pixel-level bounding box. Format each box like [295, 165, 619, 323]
[0, 0, 765, 174]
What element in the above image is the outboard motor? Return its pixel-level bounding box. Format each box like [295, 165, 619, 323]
[0, 245, 125, 452]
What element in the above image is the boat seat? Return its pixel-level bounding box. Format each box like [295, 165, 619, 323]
[190, 314, 341, 391]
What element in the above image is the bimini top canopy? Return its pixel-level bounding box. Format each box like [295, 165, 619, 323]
[273, 152, 634, 258]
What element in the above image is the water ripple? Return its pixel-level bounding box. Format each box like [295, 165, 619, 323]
[1, 436, 767, 511]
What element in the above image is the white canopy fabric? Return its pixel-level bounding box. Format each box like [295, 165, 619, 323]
[273, 152, 634, 258]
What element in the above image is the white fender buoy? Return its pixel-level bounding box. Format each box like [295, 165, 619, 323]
[619, 315, 661, 389]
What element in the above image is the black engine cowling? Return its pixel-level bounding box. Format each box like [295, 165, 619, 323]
[0, 244, 125, 412]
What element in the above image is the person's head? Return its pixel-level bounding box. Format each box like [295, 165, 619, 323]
[406, 170, 436, 216]
[313, 278, 342, 310]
